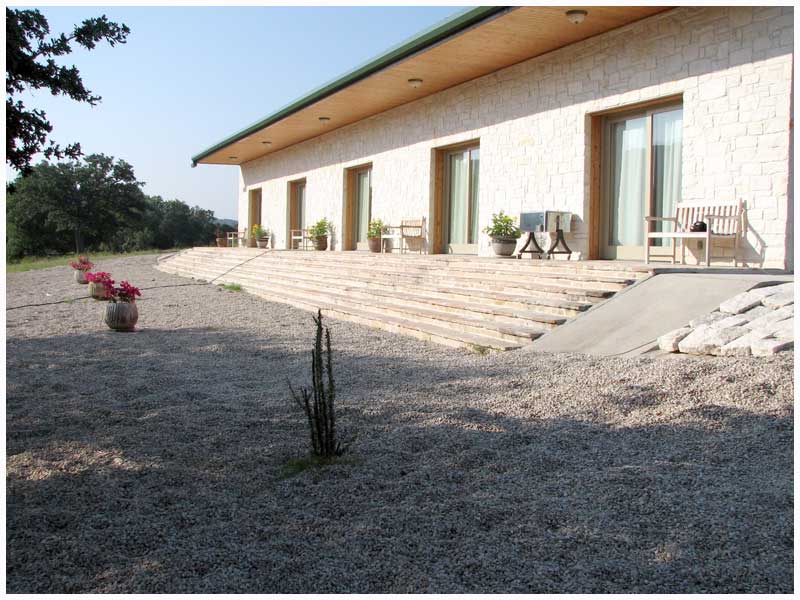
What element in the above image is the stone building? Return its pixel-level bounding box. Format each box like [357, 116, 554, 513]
[192, 6, 794, 270]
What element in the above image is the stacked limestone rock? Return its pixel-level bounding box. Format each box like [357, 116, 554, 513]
[659, 282, 794, 357]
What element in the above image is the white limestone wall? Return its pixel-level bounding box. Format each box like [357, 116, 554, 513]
[237, 6, 793, 269]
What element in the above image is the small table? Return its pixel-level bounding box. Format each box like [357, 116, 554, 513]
[517, 211, 573, 259]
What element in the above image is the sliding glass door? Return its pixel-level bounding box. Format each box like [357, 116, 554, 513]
[354, 168, 371, 245]
[289, 180, 306, 248]
[444, 146, 479, 253]
[602, 105, 682, 259]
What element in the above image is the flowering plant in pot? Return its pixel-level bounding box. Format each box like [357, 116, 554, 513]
[483, 211, 521, 257]
[252, 224, 270, 249]
[367, 219, 390, 253]
[103, 281, 141, 331]
[69, 257, 94, 283]
[308, 218, 331, 251]
[85, 272, 114, 300]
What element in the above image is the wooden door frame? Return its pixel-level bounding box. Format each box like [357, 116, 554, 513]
[286, 178, 306, 249]
[342, 163, 372, 251]
[588, 94, 683, 260]
[248, 188, 262, 235]
[431, 138, 480, 254]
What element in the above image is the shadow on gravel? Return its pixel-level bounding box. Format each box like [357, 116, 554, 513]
[6, 327, 794, 594]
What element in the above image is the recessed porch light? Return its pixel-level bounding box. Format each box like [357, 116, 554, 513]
[408, 78, 423, 89]
[261, 140, 271, 145]
[318, 116, 331, 123]
[565, 9, 588, 24]
[228, 156, 238, 159]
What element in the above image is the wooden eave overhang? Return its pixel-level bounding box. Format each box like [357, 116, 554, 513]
[192, 5, 671, 167]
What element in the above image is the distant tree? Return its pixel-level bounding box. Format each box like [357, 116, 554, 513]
[6, 154, 146, 256]
[6, 8, 130, 174]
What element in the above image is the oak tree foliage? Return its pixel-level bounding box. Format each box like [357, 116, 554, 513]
[6, 8, 130, 173]
[7, 156, 223, 258]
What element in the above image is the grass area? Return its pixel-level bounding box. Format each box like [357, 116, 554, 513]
[280, 455, 360, 479]
[221, 283, 242, 292]
[6, 249, 181, 273]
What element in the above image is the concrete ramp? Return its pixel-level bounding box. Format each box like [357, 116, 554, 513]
[529, 272, 793, 357]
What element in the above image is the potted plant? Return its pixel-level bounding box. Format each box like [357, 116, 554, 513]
[252, 224, 270, 249]
[215, 228, 227, 248]
[69, 256, 94, 284]
[483, 211, 521, 257]
[85, 271, 114, 300]
[103, 281, 141, 331]
[367, 219, 390, 253]
[246, 227, 258, 248]
[308, 218, 331, 251]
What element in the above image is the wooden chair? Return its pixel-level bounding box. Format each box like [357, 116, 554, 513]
[290, 228, 310, 250]
[399, 217, 425, 254]
[227, 228, 247, 248]
[381, 218, 425, 254]
[644, 199, 745, 266]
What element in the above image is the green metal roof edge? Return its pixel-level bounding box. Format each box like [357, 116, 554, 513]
[191, 5, 510, 166]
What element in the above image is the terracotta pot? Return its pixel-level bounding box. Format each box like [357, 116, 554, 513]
[256, 238, 269, 249]
[216, 237, 227, 248]
[105, 302, 138, 331]
[74, 269, 88, 284]
[247, 237, 257, 248]
[368, 237, 382, 253]
[491, 237, 519, 257]
[88, 281, 108, 300]
[313, 236, 328, 251]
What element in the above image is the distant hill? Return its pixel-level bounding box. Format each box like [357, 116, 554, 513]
[214, 218, 238, 228]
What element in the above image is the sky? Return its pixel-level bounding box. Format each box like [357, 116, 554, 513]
[9, 5, 464, 220]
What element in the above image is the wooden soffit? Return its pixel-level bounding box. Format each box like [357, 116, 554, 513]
[194, 6, 671, 166]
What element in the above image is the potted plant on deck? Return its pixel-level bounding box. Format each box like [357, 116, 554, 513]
[70, 256, 94, 284]
[484, 211, 521, 257]
[367, 219, 390, 253]
[85, 272, 114, 300]
[215, 228, 227, 248]
[103, 281, 141, 331]
[251, 224, 270, 249]
[308, 218, 331, 251]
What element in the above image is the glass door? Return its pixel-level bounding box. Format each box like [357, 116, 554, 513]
[289, 180, 306, 248]
[354, 168, 371, 247]
[601, 105, 682, 259]
[444, 146, 479, 254]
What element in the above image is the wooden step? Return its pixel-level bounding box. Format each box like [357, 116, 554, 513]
[157, 248, 646, 351]
[231, 263, 592, 317]
[221, 271, 551, 343]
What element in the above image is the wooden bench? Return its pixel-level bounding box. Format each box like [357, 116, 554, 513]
[644, 199, 745, 266]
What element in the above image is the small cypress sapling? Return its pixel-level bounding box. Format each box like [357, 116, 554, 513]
[289, 309, 344, 458]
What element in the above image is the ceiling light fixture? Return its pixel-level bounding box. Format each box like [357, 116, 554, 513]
[565, 9, 588, 24]
[318, 116, 331, 123]
[408, 78, 423, 89]
[228, 156, 238, 159]
[261, 140, 271, 145]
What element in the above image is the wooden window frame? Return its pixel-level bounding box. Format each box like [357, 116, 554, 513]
[588, 94, 683, 259]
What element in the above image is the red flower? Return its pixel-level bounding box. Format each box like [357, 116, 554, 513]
[85, 271, 114, 284]
[70, 257, 94, 271]
[106, 280, 141, 303]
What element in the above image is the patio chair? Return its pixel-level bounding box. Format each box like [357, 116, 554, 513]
[290, 228, 310, 250]
[227, 228, 247, 248]
[399, 217, 425, 254]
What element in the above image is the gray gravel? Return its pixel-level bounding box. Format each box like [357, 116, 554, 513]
[6, 254, 794, 593]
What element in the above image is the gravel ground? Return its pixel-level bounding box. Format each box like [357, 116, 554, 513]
[6, 254, 794, 593]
